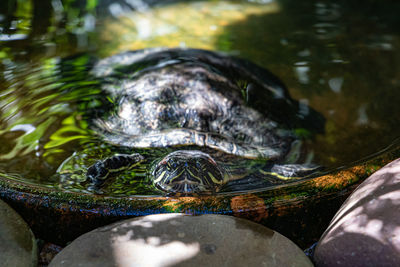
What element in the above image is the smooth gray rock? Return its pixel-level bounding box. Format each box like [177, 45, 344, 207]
[0, 199, 37, 267]
[50, 214, 312, 267]
[314, 158, 400, 267]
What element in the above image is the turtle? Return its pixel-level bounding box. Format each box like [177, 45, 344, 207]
[83, 48, 324, 194]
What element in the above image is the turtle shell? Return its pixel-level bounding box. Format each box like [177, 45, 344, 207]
[91, 48, 321, 161]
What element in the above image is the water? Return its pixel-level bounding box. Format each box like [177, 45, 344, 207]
[1, 0, 400, 196]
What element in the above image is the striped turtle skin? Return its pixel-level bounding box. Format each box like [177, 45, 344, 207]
[152, 150, 226, 194]
[86, 153, 144, 184]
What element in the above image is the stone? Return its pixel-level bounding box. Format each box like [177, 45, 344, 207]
[0, 199, 37, 267]
[50, 214, 312, 267]
[314, 158, 400, 266]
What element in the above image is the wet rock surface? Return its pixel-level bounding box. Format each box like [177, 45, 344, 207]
[0, 199, 37, 267]
[314, 158, 400, 266]
[50, 214, 312, 267]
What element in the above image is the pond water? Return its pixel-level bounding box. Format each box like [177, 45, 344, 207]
[0, 0, 399, 196]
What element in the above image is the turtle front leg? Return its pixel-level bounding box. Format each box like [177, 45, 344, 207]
[86, 153, 144, 185]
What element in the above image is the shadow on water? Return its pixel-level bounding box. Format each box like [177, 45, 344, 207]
[214, 0, 400, 168]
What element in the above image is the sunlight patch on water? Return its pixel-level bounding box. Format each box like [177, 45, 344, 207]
[99, 1, 280, 55]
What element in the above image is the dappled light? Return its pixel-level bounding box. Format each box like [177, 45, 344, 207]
[315, 159, 400, 266]
[1, 2, 400, 265]
[49, 214, 313, 266]
[110, 214, 201, 267]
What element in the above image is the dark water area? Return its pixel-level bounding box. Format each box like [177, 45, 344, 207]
[1, 0, 400, 196]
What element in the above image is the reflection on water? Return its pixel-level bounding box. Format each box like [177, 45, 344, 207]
[0, 55, 100, 184]
[0, 0, 400, 196]
[218, 0, 400, 166]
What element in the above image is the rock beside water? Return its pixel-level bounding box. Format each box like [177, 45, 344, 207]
[50, 214, 312, 267]
[314, 158, 400, 266]
[0, 199, 37, 267]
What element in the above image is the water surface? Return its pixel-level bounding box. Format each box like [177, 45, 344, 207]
[1, 0, 399, 196]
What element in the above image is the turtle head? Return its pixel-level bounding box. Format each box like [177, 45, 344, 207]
[152, 150, 226, 194]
